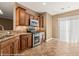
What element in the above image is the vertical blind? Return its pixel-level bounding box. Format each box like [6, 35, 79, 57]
[58, 15, 79, 43]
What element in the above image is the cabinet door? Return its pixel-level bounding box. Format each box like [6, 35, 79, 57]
[21, 39, 26, 51]
[16, 7, 26, 26]
[34, 16, 38, 20]
[1, 44, 13, 56]
[20, 35, 28, 51]
[16, 7, 20, 26]
[29, 15, 34, 19]
[27, 35, 32, 48]
[0, 44, 1, 55]
[25, 13, 30, 26]
[39, 16, 44, 27]
[19, 8, 26, 25]
[13, 39, 20, 55]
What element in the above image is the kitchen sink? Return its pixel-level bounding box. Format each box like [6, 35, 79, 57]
[0, 31, 14, 39]
[0, 34, 13, 39]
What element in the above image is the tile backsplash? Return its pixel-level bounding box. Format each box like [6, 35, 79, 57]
[15, 26, 27, 32]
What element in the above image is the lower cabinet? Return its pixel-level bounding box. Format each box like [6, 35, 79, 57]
[20, 33, 32, 52]
[0, 43, 13, 56]
[13, 37, 20, 55]
[27, 34, 32, 48]
[0, 33, 32, 56]
[0, 36, 20, 56]
[20, 35, 28, 51]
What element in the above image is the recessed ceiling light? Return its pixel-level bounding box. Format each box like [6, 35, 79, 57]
[42, 2, 46, 6]
[0, 9, 3, 15]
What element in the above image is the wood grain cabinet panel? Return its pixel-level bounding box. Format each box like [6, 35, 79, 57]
[0, 43, 13, 56]
[39, 16, 44, 28]
[19, 9, 26, 25]
[13, 37, 20, 55]
[16, 7, 20, 26]
[0, 36, 20, 56]
[16, 7, 26, 26]
[20, 34, 32, 52]
[27, 34, 32, 48]
[25, 13, 30, 26]
[20, 35, 28, 51]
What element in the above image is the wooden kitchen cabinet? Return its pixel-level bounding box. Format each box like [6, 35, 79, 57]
[13, 36, 20, 54]
[0, 44, 1, 55]
[34, 16, 38, 20]
[20, 35, 28, 51]
[20, 33, 32, 52]
[39, 16, 44, 28]
[16, 7, 26, 26]
[0, 36, 20, 56]
[29, 15, 34, 19]
[25, 13, 30, 26]
[0, 34, 32, 55]
[27, 34, 32, 48]
[0, 43, 13, 56]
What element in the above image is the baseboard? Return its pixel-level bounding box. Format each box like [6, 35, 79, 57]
[46, 38, 57, 42]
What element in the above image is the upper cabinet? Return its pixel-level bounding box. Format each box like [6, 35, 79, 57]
[16, 7, 29, 26]
[38, 15, 44, 28]
[25, 13, 30, 26]
[33, 15, 44, 28]
[29, 15, 34, 19]
[34, 16, 39, 20]
[16, 7, 44, 28]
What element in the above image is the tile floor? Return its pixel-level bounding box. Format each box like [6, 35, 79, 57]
[21, 39, 79, 56]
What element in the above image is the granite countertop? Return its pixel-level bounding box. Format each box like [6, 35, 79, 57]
[0, 31, 31, 43]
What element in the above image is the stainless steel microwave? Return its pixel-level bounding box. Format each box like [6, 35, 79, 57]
[30, 19, 39, 27]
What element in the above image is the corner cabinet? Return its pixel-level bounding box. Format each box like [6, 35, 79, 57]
[0, 36, 20, 56]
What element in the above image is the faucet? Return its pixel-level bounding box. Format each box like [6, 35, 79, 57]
[0, 25, 4, 31]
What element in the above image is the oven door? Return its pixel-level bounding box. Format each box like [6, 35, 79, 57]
[33, 33, 41, 47]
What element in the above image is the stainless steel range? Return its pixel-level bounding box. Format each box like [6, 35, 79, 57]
[28, 19, 41, 47]
[28, 26, 41, 47]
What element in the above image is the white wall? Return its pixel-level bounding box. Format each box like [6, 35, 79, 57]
[46, 13, 53, 41]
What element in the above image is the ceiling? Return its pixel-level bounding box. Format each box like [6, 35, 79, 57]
[0, 2, 14, 19]
[0, 2, 79, 19]
[19, 2, 79, 15]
